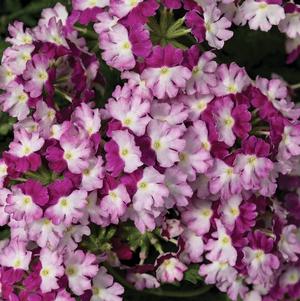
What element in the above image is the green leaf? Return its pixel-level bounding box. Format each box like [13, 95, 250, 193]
[184, 264, 202, 285]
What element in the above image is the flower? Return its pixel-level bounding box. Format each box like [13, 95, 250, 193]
[240, 0, 285, 32]
[39, 248, 64, 292]
[99, 24, 135, 71]
[181, 200, 213, 236]
[148, 120, 185, 168]
[65, 250, 98, 296]
[106, 130, 142, 175]
[203, 4, 233, 49]
[133, 167, 169, 211]
[91, 267, 124, 301]
[107, 95, 150, 136]
[0, 240, 32, 270]
[156, 257, 187, 283]
[141, 45, 191, 99]
[5, 182, 44, 222]
[100, 183, 131, 224]
[45, 187, 87, 226]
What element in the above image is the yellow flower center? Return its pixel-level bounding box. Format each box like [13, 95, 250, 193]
[247, 156, 257, 165]
[160, 67, 169, 75]
[139, 181, 148, 189]
[41, 268, 50, 277]
[60, 198, 69, 207]
[122, 41, 131, 50]
[121, 148, 129, 156]
[224, 116, 234, 127]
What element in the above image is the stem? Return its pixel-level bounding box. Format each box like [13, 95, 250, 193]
[105, 264, 212, 298]
[74, 26, 98, 40]
[291, 82, 300, 90]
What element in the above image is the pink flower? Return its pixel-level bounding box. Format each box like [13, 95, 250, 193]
[240, 0, 285, 32]
[45, 189, 87, 226]
[181, 200, 213, 236]
[278, 225, 300, 262]
[0, 240, 32, 270]
[8, 128, 44, 158]
[212, 97, 251, 146]
[28, 218, 64, 249]
[234, 137, 275, 195]
[242, 231, 280, 286]
[156, 257, 187, 283]
[6, 21, 33, 46]
[100, 183, 131, 224]
[39, 248, 64, 293]
[279, 4, 300, 38]
[33, 101, 56, 138]
[107, 96, 150, 136]
[93, 12, 119, 34]
[0, 188, 10, 226]
[150, 102, 188, 126]
[208, 159, 241, 200]
[73, 0, 109, 10]
[0, 159, 8, 189]
[3, 44, 34, 75]
[127, 273, 160, 290]
[214, 63, 250, 96]
[121, 71, 152, 100]
[185, 48, 217, 95]
[5, 182, 44, 222]
[99, 24, 135, 71]
[81, 157, 104, 191]
[0, 64, 16, 89]
[141, 45, 191, 99]
[148, 120, 185, 168]
[181, 93, 214, 121]
[177, 124, 212, 181]
[110, 0, 143, 18]
[164, 167, 193, 208]
[203, 4, 233, 49]
[23, 54, 49, 98]
[72, 103, 101, 137]
[205, 219, 237, 266]
[133, 167, 169, 211]
[278, 125, 300, 161]
[60, 134, 91, 174]
[199, 261, 237, 285]
[65, 250, 98, 296]
[180, 229, 204, 263]
[80, 191, 104, 226]
[106, 130, 142, 175]
[55, 289, 76, 301]
[91, 266, 124, 301]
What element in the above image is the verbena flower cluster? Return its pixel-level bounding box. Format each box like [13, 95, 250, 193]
[0, 0, 300, 300]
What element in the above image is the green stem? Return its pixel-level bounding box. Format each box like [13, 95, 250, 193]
[74, 26, 98, 40]
[105, 264, 212, 298]
[291, 82, 300, 90]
